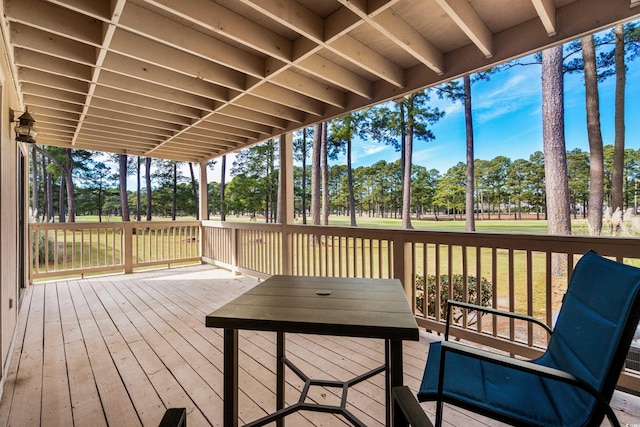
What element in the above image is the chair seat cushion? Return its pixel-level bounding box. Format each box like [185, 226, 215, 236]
[417, 342, 596, 427]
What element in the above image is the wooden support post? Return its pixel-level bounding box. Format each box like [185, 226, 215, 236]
[199, 161, 209, 221]
[123, 222, 133, 274]
[279, 133, 294, 275]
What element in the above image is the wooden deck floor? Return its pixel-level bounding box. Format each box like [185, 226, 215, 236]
[0, 265, 639, 426]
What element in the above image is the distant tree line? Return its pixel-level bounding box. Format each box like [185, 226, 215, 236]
[29, 147, 213, 222]
[224, 140, 640, 222]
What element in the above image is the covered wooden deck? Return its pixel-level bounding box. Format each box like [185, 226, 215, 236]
[0, 265, 638, 426]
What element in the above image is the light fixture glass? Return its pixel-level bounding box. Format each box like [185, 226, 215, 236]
[14, 109, 38, 144]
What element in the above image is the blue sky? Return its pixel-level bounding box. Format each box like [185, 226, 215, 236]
[341, 52, 640, 175]
[206, 33, 640, 182]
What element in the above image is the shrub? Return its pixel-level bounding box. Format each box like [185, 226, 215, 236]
[32, 230, 56, 264]
[415, 273, 493, 326]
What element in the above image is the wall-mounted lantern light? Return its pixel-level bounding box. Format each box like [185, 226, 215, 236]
[12, 108, 38, 144]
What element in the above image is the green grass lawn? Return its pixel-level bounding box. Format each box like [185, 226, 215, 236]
[323, 215, 553, 234]
[41, 214, 617, 320]
[76, 213, 596, 236]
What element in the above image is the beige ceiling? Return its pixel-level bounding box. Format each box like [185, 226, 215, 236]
[2, 0, 640, 163]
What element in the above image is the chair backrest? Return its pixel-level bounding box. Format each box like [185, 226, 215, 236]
[539, 250, 640, 402]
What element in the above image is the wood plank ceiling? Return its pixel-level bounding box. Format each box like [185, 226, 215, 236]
[2, 0, 640, 163]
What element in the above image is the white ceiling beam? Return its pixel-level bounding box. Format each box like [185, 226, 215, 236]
[142, 0, 292, 61]
[435, 0, 493, 58]
[10, 23, 96, 65]
[73, 137, 157, 153]
[85, 107, 185, 133]
[97, 71, 223, 110]
[108, 31, 245, 91]
[19, 68, 88, 93]
[80, 127, 162, 144]
[5, 0, 102, 45]
[373, 10, 444, 74]
[204, 115, 272, 136]
[531, 0, 557, 36]
[240, 0, 404, 89]
[70, 0, 127, 145]
[336, 0, 444, 75]
[28, 106, 80, 123]
[170, 138, 235, 150]
[14, 48, 92, 81]
[237, 0, 324, 41]
[196, 122, 260, 141]
[248, 82, 324, 117]
[218, 105, 288, 129]
[181, 129, 248, 146]
[92, 86, 203, 119]
[293, 38, 373, 99]
[119, 2, 264, 78]
[234, 95, 306, 124]
[100, 53, 230, 103]
[89, 96, 193, 125]
[24, 94, 84, 115]
[330, 36, 405, 87]
[83, 116, 176, 138]
[22, 82, 86, 104]
[45, 0, 112, 20]
[264, 72, 342, 111]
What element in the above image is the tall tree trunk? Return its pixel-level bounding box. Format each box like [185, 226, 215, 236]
[44, 157, 53, 222]
[464, 75, 476, 232]
[98, 182, 103, 222]
[220, 155, 227, 221]
[582, 35, 604, 236]
[145, 157, 152, 221]
[311, 123, 322, 226]
[136, 156, 141, 221]
[119, 154, 130, 221]
[321, 123, 329, 225]
[172, 162, 177, 221]
[542, 45, 572, 274]
[611, 24, 626, 215]
[402, 120, 414, 230]
[59, 176, 66, 223]
[31, 145, 38, 218]
[41, 154, 48, 222]
[64, 149, 76, 222]
[301, 128, 308, 224]
[189, 162, 199, 220]
[347, 137, 357, 227]
[399, 103, 407, 200]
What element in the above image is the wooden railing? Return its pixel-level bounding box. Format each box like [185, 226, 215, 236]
[29, 221, 201, 280]
[30, 219, 640, 392]
[201, 220, 640, 392]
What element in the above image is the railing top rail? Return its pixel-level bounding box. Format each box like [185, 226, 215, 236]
[201, 220, 640, 258]
[30, 220, 202, 231]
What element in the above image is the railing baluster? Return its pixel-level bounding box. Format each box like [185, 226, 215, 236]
[508, 249, 515, 343]
[526, 250, 534, 347]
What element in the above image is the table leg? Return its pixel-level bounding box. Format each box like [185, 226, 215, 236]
[389, 339, 408, 427]
[224, 328, 239, 427]
[276, 332, 285, 427]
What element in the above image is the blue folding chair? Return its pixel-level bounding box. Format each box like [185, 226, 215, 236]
[393, 250, 640, 427]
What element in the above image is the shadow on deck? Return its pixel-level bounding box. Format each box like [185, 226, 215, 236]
[0, 265, 638, 426]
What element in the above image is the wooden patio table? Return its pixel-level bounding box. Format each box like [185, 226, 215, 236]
[205, 275, 420, 427]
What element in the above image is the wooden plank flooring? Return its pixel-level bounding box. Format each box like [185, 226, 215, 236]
[0, 265, 638, 426]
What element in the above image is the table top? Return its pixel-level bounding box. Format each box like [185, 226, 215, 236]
[206, 275, 419, 341]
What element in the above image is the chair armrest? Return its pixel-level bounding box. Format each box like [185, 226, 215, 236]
[392, 386, 434, 427]
[158, 408, 187, 427]
[445, 300, 552, 340]
[439, 341, 620, 427]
